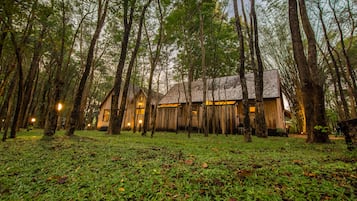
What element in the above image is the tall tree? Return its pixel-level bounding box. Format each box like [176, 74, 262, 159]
[233, 0, 251, 142]
[199, 2, 208, 137]
[67, 0, 109, 136]
[317, 2, 350, 120]
[250, 0, 267, 137]
[115, 0, 152, 135]
[140, 0, 164, 137]
[109, 0, 136, 134]
[44, 0, 67, 136]
[288, 0, 329, 143]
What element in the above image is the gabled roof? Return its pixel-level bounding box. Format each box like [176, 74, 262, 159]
[159, 69, 281, 104]
[100, 83, 164, 109]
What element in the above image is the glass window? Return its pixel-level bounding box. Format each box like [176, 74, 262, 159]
[103, 109, 110, 122]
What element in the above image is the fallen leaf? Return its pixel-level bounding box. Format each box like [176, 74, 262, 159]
[252, 164, 263, 169]
[201, 162, 208, 168]
[111, 157, 121, 162]
[57, 175, 68, 184]
[304, 171, 317, 178]
[185, 159, 194, 166]
[118, 187, 125, 192]
[237, 169, 252, 178]
[293, 160, 303, 165]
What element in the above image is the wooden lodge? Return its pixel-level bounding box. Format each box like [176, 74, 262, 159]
[155, 70, 285, 134]
[97, 84, 162, 131]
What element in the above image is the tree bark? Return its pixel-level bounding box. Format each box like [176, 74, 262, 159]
[233, 0, 251, 142]
[251, 0, 267, 138]
[109, 0, 136, 134]
[18, 25, 46, 128]
[199, 3, 208, 137]
[67, 0, 108, 136]
[328, 0, 357, 108]
[9, 32, 24, 139]
[289, 0, 329, 143]
[318, 2, 349, 120]
[44, 0, 66, 136]
[114, 0, 151, 136]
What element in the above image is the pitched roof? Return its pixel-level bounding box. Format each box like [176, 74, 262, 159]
[159, 69, 281, 104]
[100, 83, 163, 109]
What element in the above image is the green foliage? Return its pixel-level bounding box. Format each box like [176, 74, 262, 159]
[314, 125, 329, 133]
[164, 0, 238, 80]
[1, 130, 356, 200]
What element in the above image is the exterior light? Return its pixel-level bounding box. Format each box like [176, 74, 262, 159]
[138, 120, 142, 124]
[127, 123, 131, 126]
[31, 118, 36, 123]
[87, 124, 91, 127]
[57, 103, 63, 111]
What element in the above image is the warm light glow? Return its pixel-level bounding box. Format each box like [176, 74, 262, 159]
[87, 124, 91, 127]
[205, 101, 236, 106]
[138, 102, 143, 107]
[31, 118, 36, 123]
[138, 120, 142, 124]
[127, 123, 131, 126]
[57, 103, 63, 111]
[158, 103, 179, 108]
[249, 106, 256, 113]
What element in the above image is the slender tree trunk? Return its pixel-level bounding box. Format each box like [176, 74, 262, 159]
[19, 26, 46, 128]
[1, 75, 15, 142]
[233, 0, 251, 142]
[67, 0, 108, 136]
[0, 24, 8, 61]
[187, 64, 193, 138]
[44, 0, 66, 136]
[328, 0, 357, 108]
[251, 0, 267, 138]
[114, 0, 151, 136]
[141, 0, 161, 137]
[109, 0, 136, 134]
[318, 3, 349, 120]
[199, 4, 208, 137]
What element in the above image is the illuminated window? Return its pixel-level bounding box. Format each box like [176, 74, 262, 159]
[192, 105, 198, 116]
[249, 106, 256, 113]
[103, 109, 110, 122]
[136, 109, 145, 114]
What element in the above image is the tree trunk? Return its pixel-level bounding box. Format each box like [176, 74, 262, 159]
[109, 0, 136, 135]
[318, 2, 349, 120]
[233, 0, 251, 142]
[114, 0, 151, 136]
[1, 75, 15, 142]
[199, 4, 208, 137]
[289, 0, 329, 143]
[187, 65, 193, 138]
[9, 32, 24, 139]
[67, 0, 108, 136]
[328, 0, 357, 108]
[19, 26, 46, 128]
[44, 1, 66, 136]
[251, 0, 267, 138]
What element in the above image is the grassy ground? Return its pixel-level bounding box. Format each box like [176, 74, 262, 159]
[0, 130, 356, 201]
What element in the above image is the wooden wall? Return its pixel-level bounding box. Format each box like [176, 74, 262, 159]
[156, 98, 285, 134]
[97, 91, 152, 131]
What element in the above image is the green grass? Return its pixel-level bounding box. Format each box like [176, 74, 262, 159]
[1, 130, 356, 201]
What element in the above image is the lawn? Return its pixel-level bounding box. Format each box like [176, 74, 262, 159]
[0, 130, 356, 201]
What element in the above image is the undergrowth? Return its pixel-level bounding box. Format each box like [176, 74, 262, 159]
[0, 130, 356, 200]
